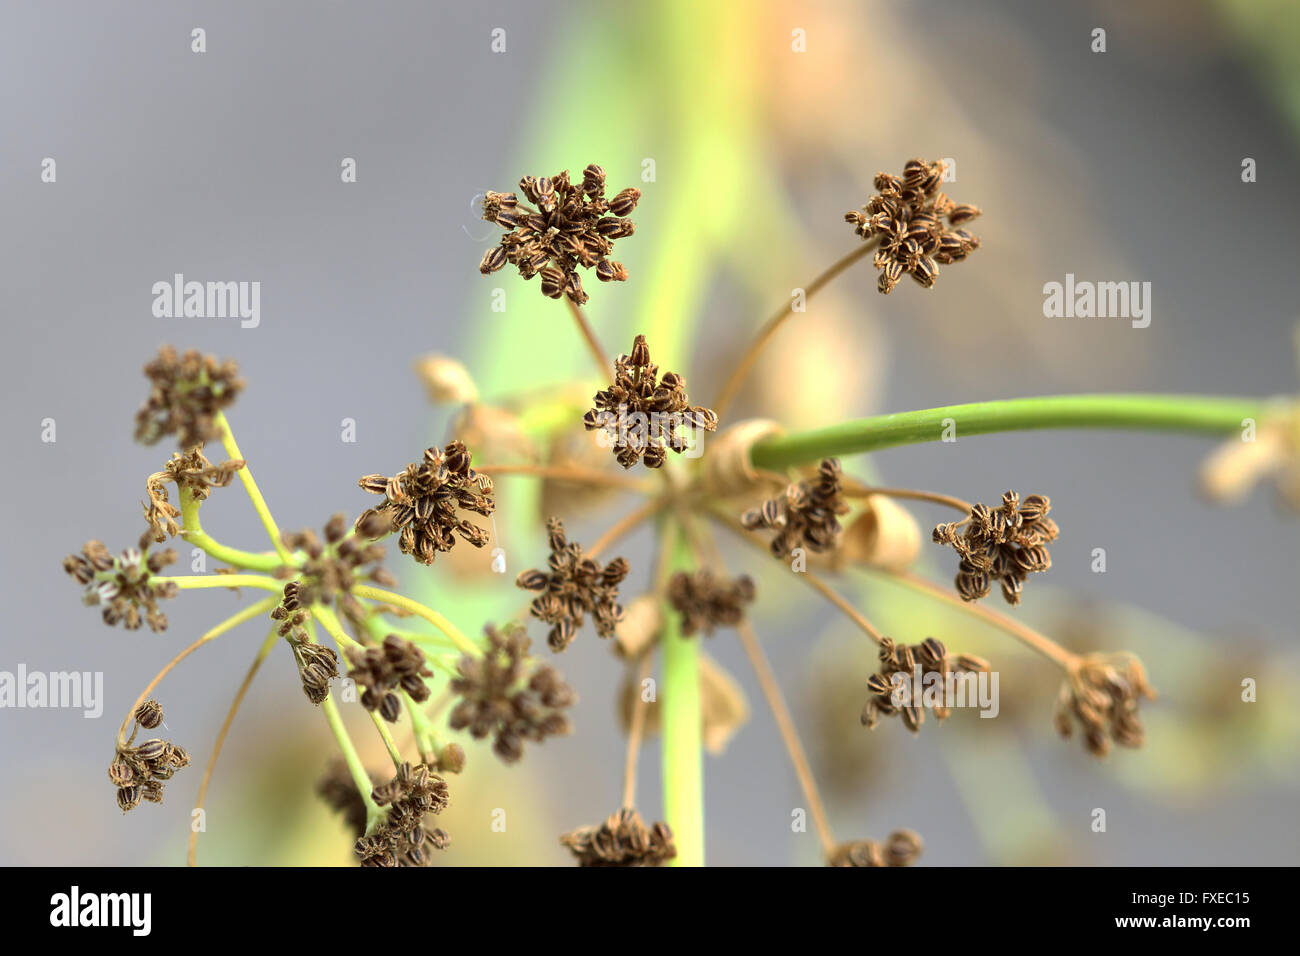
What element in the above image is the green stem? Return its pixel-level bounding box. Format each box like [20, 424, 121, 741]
[350, 585, 481, 657]
[179, 490, 287, 573]
[320, 695, 385, 833]
[214, 411, 294, 563]
[155, 574, 283, 594]
[751, 394, 1267, 470]
[659, 521, 704, 866]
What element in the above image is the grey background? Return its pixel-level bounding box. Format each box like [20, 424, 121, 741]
[1, 0, 1296, 865]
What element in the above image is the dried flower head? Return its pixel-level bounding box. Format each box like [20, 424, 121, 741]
[933, 491, 1057, 606]
[860, 636, 991, 732]
[109, 702, 189, 813]
[449, 622, 576, 763]
[275, 514, 396, 625]
[345, 635, 433, 722]
[828, 829, 923, 867]
[666, 569, 757, 637]
[354, 761, 450, 867]
[560, 807, 676, 867]
[515, 518, 628, 651]
[142, 446, 245, 542]
[583, 334, 719, 469]
[356, 441, 495, 565]
[479, 165, 640, 304]
[64, 535, 178, 632]
[844, 158, 981, 293]
[1053, 652, 1156, 758]
[134, 346, 244, 448]
[741, 459, 850, 558]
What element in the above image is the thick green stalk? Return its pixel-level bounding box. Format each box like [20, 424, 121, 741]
[751, 394, 1266, 470]
[179, 490, 287, 573]
[155, 574, 282, 594]
[660, 525, 703, 866]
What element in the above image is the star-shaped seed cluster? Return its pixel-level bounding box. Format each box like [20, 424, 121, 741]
[353, 761, 451, 867]
[134, 346, 244, 448]
[860, 636, 991, 733]
[516, 518, 628, 652]
[933, 491, 1057, 606]
[844, 158, 981, 293]
[64, 536, 178, 632]
[666, 569, 756, 637]
[345, 635, 434, 722]
[583, 334, 718, 469]
[741, 458, 850, 558]
[479, 165, 640, 305]
[356, 441, 495, 566]
[448, 622, 576, 763]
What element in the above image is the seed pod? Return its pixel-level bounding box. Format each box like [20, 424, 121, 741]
[134, 699, 164, 729]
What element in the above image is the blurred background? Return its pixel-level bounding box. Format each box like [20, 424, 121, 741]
[1, 0, 1297, 866]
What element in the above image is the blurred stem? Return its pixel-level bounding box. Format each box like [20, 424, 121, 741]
[350, 585, 480, 657]
[622, 651, 654, 809]
[179, 490, 287, 573]
[156, 573, 282, 594]
[117, 596, 279, 746]
[712, 240, 879, 419]
[214, 411, 293, 563]
[866, 567, 1079, 671]
[564, 297, 614, 380]
[751, 394, 1266, 470]
[660, 521, 704, 866]
[188, 624, 281, 866]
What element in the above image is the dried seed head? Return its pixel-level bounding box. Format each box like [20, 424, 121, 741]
[845, 158, 982, 294]
[134, 346, 244, 448]
[356, 442, 495, 566]
[479, 166, 641, 303]
[741, 459, 850, 558]
[933, 491, 1057, 606]
[345, 635, 432, 722]
[449, 622, 576, 763]
[65, 538, 178, 632]
[584, 335, 719, 470]
[1054, 652, 1156, 758]
[561, 807, 676, 867]
[134, 699, 164, 729]
[666, 570, 756, 637]
[515, 518, 628, 651]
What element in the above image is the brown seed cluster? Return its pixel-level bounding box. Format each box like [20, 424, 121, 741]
[933, 491, 1057, 606]
[828, 829, 924, 867]
[274, 513, 396, 625]
[479, 165, 640, 305]
[861, 636, 991, 732]
[560, 807, 676, 867]
[583, 334, 719, 469]
[1054, 652, 1156, 758]
[844, 158, 981, 293]
[516, 518, 628, 651]
[134, 346, 244, 448]
[741, 459, 850, 558]
[142, 446, 245, 542]
[354, 761, 451, 867]
[345, 635, 433, 723]
[288, 637, 340, 705]
[666, 569, 756, 637]
[449, 623, 576, 763]
[108, 700, 189, 812]
[357, 441, 495, 566]
[64, 536, 178, 632]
